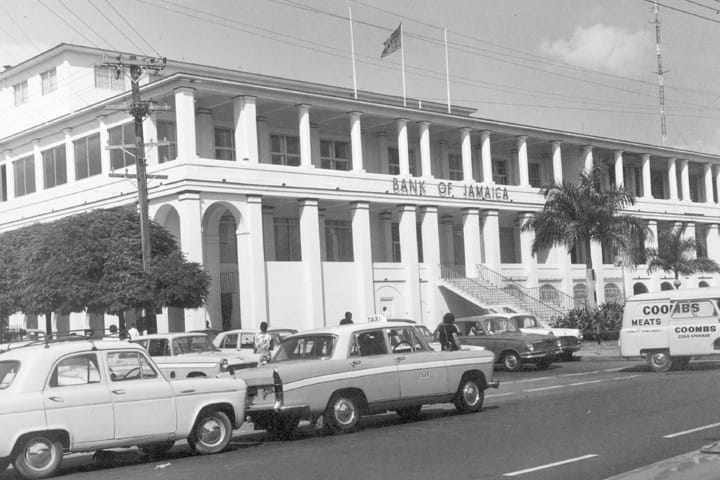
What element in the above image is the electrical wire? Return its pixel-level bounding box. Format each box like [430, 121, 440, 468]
[100, 0, 162, 57]
[88, 0, 147, 55]
[57, 0, 116, 50]
[37, 0, 100, 48]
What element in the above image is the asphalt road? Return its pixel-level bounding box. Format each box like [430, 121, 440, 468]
[3, 357, 720, 480]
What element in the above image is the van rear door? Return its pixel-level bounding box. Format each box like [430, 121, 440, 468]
[667, 298, 720, 356]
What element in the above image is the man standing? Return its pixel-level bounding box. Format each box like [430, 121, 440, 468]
[254, 321, 273, 364]
[437, 313, 460, 351]
[339, 311, 353, 325]
[127, 323, 139, 341]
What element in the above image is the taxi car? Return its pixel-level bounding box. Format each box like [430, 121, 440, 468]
[505, 313, 583, 361]
[133, 332, 257, 378]
[237, 321, 499, 439]
[451, 315, 561, 371]
[0, 338, 247, 479]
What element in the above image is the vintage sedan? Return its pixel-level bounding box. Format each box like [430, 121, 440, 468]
[507, 313, 583, 361]
[238, 321, 499, 439]
[133, 333, 257, 378]
[451, 315, 561, 371]
[213, 329, 295, 364]
[0, 339, 247, 479]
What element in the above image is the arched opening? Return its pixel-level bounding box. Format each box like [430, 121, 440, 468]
[632, 282, 649, 295]
[699, 281, 710, 288]
[219, 211, 240, 331]
[660, 281, 674, 291]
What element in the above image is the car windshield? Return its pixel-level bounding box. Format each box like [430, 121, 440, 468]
[512, 315, 540, 329]
[415, 325, 434, 343]
[273, 335, 336, 362]
[0, 361, 20, 389]
[481, 317, 519, 334]
[172, 335, 218, 354]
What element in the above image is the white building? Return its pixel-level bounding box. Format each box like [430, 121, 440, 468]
[1, 44, 719, 333]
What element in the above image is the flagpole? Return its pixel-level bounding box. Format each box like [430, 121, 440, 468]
[348, 7, 358, 100]
[400, 22, 407, 107]
[444, 28, 451, 114]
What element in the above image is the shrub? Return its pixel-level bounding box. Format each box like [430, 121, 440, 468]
[555, 302, 624, 341]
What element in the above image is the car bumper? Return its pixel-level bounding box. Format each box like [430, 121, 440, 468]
[520, 351, 555, 362]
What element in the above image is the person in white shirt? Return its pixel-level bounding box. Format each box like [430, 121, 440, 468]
[127, 323, 139, 341]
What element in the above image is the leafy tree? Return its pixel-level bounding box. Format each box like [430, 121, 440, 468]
[645, 226, 720, 289]
[522, 167, 643, 309]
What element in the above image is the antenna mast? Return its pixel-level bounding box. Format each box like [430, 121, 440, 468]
[653, 0, 668, 146]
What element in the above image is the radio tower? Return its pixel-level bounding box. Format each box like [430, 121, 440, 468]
[653, 0, 668, 146]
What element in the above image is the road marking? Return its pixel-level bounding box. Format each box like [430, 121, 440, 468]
[568, 379, 604, 386]
[612, 374, 641, 381]
[486, 392, 513, 398]
[603, 367, 625, 372]
[524, 385, 564, 392]
[560, 370, 600, 377]
[503, 454, 599, 476]
[504, 376, 555, 385]
[663, 422, 720, 439]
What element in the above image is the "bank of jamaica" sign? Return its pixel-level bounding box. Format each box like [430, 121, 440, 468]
[391, 177, 511, 202]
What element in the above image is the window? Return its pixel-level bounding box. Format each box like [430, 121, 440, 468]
[391, 222, 401, 262]
[388, 147, 416, 176]
[74, 134, 102, 180]
[0, 361, 20, 389]
[386, 327, 426, 352]
[50, 354, 100, 387]
[219, 213, 238, 263]
[13, 156, 35, 197]
[1, 165, 7, 202]
[320, 140, 350, 171]
[274, 335, 335, 361]
[41, 68, 57, 95]
[493, 160, 508, 185]
[499, 227, 516, 263]
[270, 135, 300, 166]
[353, 330, 388, 356]
[157, 121, 177, 163]
[107, 351, 158, 381]
[42, 145, 67, 189]
[94, 66, 125, 91]
[529, 163, 541, 187]
[215, 128, 235, 160]
[109, 123, 136, 170]
[448, 153, 462, 180]
[325, 220, 353, 261]
[452, 223, 465, 266]
[671, 300, 717, 319]
[13, 81, 28, 106]
[274, 217, 301, 261]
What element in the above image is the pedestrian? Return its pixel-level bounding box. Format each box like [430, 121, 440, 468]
[339, 311, 353, 325]
[254, 321, 273, 364]
[437, 312, 460, 351]
[379, 306, 388, 322]
[127, 323, 139, 341]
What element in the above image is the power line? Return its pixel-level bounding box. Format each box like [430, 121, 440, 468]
[680, 0, 720, 13]
[57, 0, 116, 50]
[0, 3, 41, 52]
[100, 0, 162, 57]
[37, 0, 100, 48]
[87, 0, 147, 55]
[641, 0, 720, 23]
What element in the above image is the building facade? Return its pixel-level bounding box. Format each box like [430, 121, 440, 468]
[2, 44, 719, 333]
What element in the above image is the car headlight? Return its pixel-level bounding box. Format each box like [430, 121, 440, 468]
[526, 343, 534, 352]
[220, 358, 229, 371]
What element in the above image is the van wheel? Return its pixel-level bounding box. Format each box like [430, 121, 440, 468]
[647, 351, 672, 372]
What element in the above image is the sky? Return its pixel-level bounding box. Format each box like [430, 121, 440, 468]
[2, 0, 720, 153]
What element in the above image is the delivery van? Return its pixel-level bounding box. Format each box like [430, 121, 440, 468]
[619, 287, 720, 372]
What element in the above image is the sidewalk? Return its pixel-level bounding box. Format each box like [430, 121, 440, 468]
[575, 340, 623, 360]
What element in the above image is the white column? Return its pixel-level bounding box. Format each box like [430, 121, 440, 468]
[297, 104, 313, 169]
[551, 140, 563, 184]
[232, 97, 244, 162]
[519, 212, 538, 288]
[143, 112, 158, 165]
[583, 145, 594, 173]
[3, 150, 14, 201]
[398, 205, 420, 320]
[350, 111, 364, 172]
[238, 195, 268, 327]
[33, 139, 43, 191]
[396, 118, 410, 176]
[462, 208, 482, 278]
[553, 245, 573, 298]
[420, 206, 441, 324]
[680, 159, 690, 202]
[177, 191, 207, 330]
[419, 121, 432, 178]
[704, 163, 714, 204]
[481, 130, 493, 184]
[351, 202, 374, 317]
[481, 209, 501, 272]
[256, 116, 270, 164]
[614, 150, 624, 188]
[517, 135, 529, 187]
[461, 127, 473, 182]
[195, 108, 214, 159]
[668, 158, 679, 200]
[174, 86, 198, 160]
[64, 128, 75, 184]
[261, 205, 276, 261]
[440, 215, 455, 265]
[590, 240, 605, 304]
[98, 115, 110, 174]
[243, 96, 258, 163]
[642, 154, 652, 198]
[715, 166, 720, 204]
[299, 198, 323, 329]
[706, 224, 720, 264]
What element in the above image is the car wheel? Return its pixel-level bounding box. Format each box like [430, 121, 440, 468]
[647, 351, 672, 372]
[188, 411, 232, 454]
[396, 405, 422, 422]
[265, 415, 300, 440]
[454, 377, 484, 414]
[13, 435, 63, 480]
[324, 392, 362, 434]
[139, 441, 175, 457]
[502, 352, 522, 372]
[671, 356, 690, 370]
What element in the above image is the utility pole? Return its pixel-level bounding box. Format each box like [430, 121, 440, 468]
[102, 54, 167, 334]
[652, 0, 668, 146]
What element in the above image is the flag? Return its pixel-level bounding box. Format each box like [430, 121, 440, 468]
[381, 24, 402, 58]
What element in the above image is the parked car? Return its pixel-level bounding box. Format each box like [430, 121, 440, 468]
[450, 315, 561, 371]
[0, 338, 248, 479]
[237, 321, 499, 439]
[188, 328, 222, 343]
[133, 332, 256, 378]
[506, 313, 583, 361]
[213, 329, 296, 363]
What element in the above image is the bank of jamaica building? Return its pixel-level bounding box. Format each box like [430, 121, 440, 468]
[1, 44, 719, 334]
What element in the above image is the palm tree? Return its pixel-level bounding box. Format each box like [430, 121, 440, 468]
[645, 226, 720, 289]
[522, 167, 643, 309]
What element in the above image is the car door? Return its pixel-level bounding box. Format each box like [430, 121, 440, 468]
[390, 327, 449, 398]
[347, 329, 400, 404]
[668, 299, 719, 356]
[43, 352, 115, 447]
[105, 350, 176, 440]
